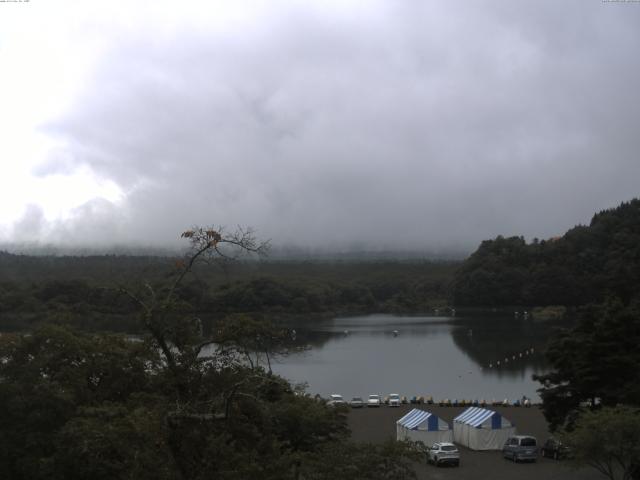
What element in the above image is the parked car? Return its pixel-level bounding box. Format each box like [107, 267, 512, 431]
[541, 438, 570, 460]
[327, 394, 346, 406]
[350, 396, 365, 408]
[502, 435, 538, 462]
[426, 442, 460, 467]
[388, 393, 401, 407]
[367, 394, 382, 407]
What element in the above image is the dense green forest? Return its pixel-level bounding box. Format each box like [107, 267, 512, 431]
[0, 229, 422, 479]
[3, 198, 640, 336]
[0, 252, 456, 332]
[2, 204, 640, 478]
[451, 198, 640, 307]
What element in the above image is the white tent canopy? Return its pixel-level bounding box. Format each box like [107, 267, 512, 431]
[453, 407, 515, 450]
[396, 409, 453, 445]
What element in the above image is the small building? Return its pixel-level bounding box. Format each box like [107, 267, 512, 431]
[453, 406, 516, 450]
[396, 409, 453, 445]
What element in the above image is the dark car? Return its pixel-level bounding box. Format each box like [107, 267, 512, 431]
[541, 438, 570, 460]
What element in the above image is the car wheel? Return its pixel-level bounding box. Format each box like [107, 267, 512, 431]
[512, 452, 518, 463]
[553, 451, 558, 460]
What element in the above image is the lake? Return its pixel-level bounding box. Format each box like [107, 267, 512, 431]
[271, 314, 559, 402]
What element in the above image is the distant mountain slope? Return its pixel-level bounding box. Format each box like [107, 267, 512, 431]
[451, 198, 640, 307]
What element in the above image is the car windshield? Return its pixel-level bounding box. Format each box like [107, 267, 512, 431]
[521, 438, 536, 447]
[390, 394, 400, 399]
[369, 395, 379, 399]
[441, 445, 457, 451]
[352, 397, 362, 401]
[331, 395, 343, 400]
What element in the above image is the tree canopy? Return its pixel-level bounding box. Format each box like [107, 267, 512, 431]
[451, 198, 640, 307]
[561, 406, 640, 480]
[0, 226, 420, 479]
[535, 299, 640, 431]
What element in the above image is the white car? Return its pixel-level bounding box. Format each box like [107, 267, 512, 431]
[327, 394, 346, 406]
[427, 442, 460, 467]
[388, 393, 401, 407]
[367, 394, 382, 407]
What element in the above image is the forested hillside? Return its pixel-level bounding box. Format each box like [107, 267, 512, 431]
[451, 199, 640, 307]
[0, 254, 456, 332]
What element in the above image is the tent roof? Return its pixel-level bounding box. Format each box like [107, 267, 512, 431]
[397, 409, 435, 429]
[454, 407, 500, 427]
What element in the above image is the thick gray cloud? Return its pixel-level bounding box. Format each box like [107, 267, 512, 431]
[33, 0, 640, 253]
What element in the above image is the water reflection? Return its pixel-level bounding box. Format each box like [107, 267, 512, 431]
[450, 317, 550, 379]
[272, 314, 561, 401]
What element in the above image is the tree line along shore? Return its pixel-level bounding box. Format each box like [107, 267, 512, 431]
[0, 200, 639, 479]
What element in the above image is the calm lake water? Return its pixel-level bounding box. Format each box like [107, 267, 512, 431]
[271, 314, 558, 402]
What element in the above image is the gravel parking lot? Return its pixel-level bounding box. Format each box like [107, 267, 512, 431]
[348, 404, 602, 480]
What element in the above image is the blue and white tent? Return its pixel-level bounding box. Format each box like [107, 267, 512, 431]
[453, 407, 515, 450]
[396, 409, 453, 444]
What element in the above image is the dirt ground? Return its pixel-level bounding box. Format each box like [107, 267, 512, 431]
[347, 404, 603, 480]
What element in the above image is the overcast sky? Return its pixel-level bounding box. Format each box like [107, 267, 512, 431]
[1, 0, 639, 253]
